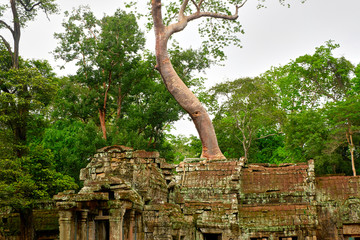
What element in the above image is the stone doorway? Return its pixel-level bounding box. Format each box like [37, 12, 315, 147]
[95, 220, 109, 240]
[203, 233, 221, 240]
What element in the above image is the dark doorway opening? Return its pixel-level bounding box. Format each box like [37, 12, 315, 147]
[95, 220, 109, 240]
[203, 233, 221, 240]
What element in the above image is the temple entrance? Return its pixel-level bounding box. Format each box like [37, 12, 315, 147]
[95, 220, 109, 240]
[203, 233, 221, 240]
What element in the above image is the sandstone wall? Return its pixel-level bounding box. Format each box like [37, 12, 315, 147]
[2, 146, 360, 240]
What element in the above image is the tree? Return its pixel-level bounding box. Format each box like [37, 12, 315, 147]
[0, 145, 77, 240]
[109, 47, 209, 151]
[211, 77, 283, 161]
[266, 41, 353, 111]
[41, 119, 106, 183]
[325, 95, 360, 176]
[0, 0, 58, 69]
[150, 0, 304, 160]
[0, 44, 77, 240]
[54, 6, 211, 152]
[0, 44, 56, 157]
[54, 7, 146, 140]
[266, 41, 359, 175]
[282, 109, 329, 163]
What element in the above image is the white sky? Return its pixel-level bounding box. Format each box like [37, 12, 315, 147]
[11, 0, 360, 137]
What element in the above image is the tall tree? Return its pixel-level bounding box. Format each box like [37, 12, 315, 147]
[150, 0, 304, 160]
[0, 0, 58, 69]
[54, 7, 145, 140]
[0, 145, 77, 240]
[325, 95, 360, 176]
[266, 41, 358, 175]
[0, 44, 56, 157]
[211, 77, 283, 161]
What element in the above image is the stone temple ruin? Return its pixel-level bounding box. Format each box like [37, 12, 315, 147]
[2, 145, 360, 239]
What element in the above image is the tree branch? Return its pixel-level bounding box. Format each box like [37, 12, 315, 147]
[190, 0, 200, 12]
[186, 4, 242, 23]
[168, 1, 246, 38]
[256, 132, 283, 140]
[198, 0, 204, 8]
[0, 35, 14, 56]
[179, 0, 190, 20]
[18, 0, 42, 12]
[0, 20, 14, 34]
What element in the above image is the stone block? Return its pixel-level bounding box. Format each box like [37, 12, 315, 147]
[79, 168, 88, 181]
[133, 150, 160, 158]
[343, 224, 360, 234]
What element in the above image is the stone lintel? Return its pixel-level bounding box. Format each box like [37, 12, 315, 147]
[133, 150, 160, 158]
[56, 201, 77, 210]
[343, 224, 360, 234]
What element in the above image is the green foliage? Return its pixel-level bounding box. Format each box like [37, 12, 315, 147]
[162, 134, 202, 163]
[53, 6, 210, 158]
[0, 44, 77, 220]
[41, 120, 106, 183]
[0, 45, 57, 156]
[282, 109, 328, 162]
[0, 144, 77, 210]
[265, 41, 359, 175]
[211, 77, 283, 161]
[265, 41, 354, 111]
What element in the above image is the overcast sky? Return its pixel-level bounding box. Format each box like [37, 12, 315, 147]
[14, 0, 360, 137]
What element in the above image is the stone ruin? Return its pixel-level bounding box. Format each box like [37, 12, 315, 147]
[2, 145, 360, 239]
[51, 146, 360, 240]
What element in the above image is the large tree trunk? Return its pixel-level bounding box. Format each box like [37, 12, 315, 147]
[348, 131, 356, 176]
[99, 109, 107, 140]
[351, 148, 356, 176]
[151, 0, 225, 160]
[10, 0, 20, 69]
[116, 86, 123, 119]
[20, 208, 35, 240]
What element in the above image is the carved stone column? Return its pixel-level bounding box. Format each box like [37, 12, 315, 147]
[129, 210, 135, 240]
[88, 217, 96, 240]
[59, 210, 73, 240]
[80, 210, 88, 240]
[109, 208, 126, 240]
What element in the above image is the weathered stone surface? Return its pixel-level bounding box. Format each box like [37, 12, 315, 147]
[4, 147, 360, 240]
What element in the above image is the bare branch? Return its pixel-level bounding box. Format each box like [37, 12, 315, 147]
[179, 0, 190, 20]
[168, 1, 246, 37]
[0, 20, 14, 34]
[234, 134, 243, 144]
[18, 0, 42, 12]
[238, 0, 248, 9]
[0, 35, 13, 56]
[198, 0, 204, 8]
[256, 132, 283, 140]
[190, 0, 200, 12]
[186, 5, 240, 23]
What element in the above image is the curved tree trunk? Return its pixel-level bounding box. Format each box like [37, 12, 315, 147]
[99, 109, 107, 140]
[348, 132, 356, 176]
[151, 0, 225, 160]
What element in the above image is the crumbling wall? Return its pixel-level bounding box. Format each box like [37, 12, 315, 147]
[3, 146, 360, 240]
[175, 160, 242, 239]
[316, 176, 360, 239]
[237, 162, 317, 240]
[54, 145, 194, 240]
